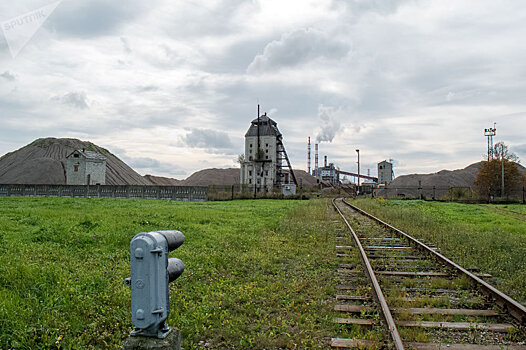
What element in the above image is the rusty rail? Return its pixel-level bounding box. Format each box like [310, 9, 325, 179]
[332, 198, 405, 350]
[341, 198, 526, 325]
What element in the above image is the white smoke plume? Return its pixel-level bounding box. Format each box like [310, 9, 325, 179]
[315, 104, 341, 143]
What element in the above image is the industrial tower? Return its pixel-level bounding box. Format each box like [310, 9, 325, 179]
[240, 109, 297, 192]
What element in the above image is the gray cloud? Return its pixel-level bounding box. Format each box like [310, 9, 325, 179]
[136, 85, 159, 93]
[52, 92, 89, 109]
[511, 144, 526, 161]
[126, 156, 162, 168]
[182, 128, 234, 151]
[336, 0, 413, 17]
[248, 28, 350, 73]
[48, 0, 156, 37]
[124, 156, 186, 176]
[0, 71, 16, 81]
[161, 0, 247, 39]
[2, 1, 526, 179]
[120, 37, 131, 53]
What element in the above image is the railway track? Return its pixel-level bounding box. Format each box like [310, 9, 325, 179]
[330, 198, 526, 349]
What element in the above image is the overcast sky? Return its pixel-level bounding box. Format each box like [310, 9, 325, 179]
[1, 0, 525, 179]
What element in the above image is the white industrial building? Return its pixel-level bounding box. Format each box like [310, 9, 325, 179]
[65, 149, 107, 185]
[240, 113, 297, 192]
[377, 160, 393, 185]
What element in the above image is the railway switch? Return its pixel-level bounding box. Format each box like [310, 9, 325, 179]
[124, 230, 185, 338]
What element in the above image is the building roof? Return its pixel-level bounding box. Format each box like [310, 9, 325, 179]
[245, 114, 282, 138]
[66, 149, 107, 161]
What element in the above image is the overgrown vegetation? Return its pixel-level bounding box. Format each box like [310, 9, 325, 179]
[474, 142, 523, 199]
[0, 197, 340, 349]
[352, 198, 526, 302]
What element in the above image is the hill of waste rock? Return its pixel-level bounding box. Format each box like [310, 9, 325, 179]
[0, 138, 150, 185]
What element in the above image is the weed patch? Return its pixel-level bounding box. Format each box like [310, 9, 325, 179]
[353, 199, 526, 302]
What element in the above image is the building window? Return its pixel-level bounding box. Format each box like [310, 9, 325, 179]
[249, 179, 252, 184]
[249, 144, 252, 148]
[265, 171, 269, 176]
[265, 143, 268, 147]
[249, 170, 252, 176]
[265, 156, 268, 159]
[74, 165, 79, 172]
[265, 149, 268, 153]
[74, 153, 80, 158]
[249, 156, 253, 161]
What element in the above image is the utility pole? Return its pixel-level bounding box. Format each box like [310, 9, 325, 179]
[356, 149, 360, 194]
[501, 143, 505, 197]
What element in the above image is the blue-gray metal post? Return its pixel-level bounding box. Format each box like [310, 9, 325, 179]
[124, 230, 185, 339]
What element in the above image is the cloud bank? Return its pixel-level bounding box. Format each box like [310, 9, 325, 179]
[1, 0, 526, 178]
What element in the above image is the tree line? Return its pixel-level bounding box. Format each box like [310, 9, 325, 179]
[474, 142, 526, 199]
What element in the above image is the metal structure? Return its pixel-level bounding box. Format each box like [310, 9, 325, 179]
[317, 159, 339, 185]
[331, 198, 526, 348]
[356, 149, 360, 188]
[332, 198, 404, 350]
[240, 107, 297, 191]
[125, 231, 185, 338]
[484, 123, 496, 161]
[341, 199, 526, 324]
[314, 143, 319, 176]
[500, 142, 505, 196]
[307, 137, 311, 175]
[336, 170, 378, 182]
[276, 137, 298, 187]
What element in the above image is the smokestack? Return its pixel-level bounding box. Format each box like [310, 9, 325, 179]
[324, 155, 327, 168]
[307, 137, 311, 175]
[314, 144, 319, 175]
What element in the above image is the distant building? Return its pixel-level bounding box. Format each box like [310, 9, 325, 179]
[281, 183, 296, 196]
[316, 156, 339, 185]
[318, 164, 339, 185]
[361, 181, 377, 194]
[377, 160, 393, 185]
[240, 113, 296, 192]
[65, 149, 107, 185]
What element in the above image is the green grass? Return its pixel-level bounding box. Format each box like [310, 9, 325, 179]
[352, 198, 526, 302]
[0, 197, 341, 349]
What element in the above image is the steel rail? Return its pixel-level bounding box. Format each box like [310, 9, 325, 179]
[341, 198, 526, 325]
[332, 198, 405, 350]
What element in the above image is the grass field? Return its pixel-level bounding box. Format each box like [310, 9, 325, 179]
[0, 197, 342, 350]
[352, 198, 526, 302]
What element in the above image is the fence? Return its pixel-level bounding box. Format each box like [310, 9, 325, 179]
[207, 184, 319, 201]
[375, 185, 526, 203]
[0, 184, 208, 201]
